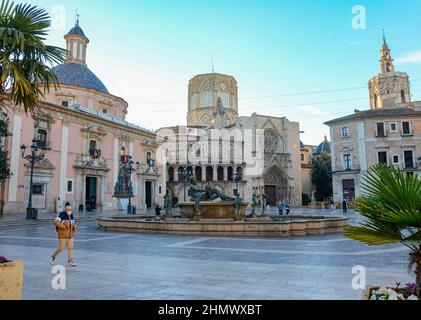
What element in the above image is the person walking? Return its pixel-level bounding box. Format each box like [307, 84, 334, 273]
[278, 202, 284, 215]
[51, 203, 77, 267]
[330, 200, 335, 211]
[285, 201, 290, 215]
[342, 199, 348, 213]
[155, 203, 162, 216]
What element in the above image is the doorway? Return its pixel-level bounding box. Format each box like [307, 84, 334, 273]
[264, 185, 277, 206]
[86, 177, 97, 211]
[145, 181, 152, 208]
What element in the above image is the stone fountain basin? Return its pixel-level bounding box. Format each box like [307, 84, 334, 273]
[178, 201, 248, 219]
[97, 215, 349, 237]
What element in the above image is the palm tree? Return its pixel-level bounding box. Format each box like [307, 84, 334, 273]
[0, 0, 66, 112]
[345, 164, 421, 298]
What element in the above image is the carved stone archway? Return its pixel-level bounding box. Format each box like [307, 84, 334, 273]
[263, 165, 288, 205]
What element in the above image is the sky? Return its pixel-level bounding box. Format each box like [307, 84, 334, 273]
[32, 0, 421, 145]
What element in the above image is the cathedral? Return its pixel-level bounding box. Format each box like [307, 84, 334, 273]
[159, 73, 302, 206]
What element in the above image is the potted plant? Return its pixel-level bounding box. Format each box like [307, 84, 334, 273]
[0, 256, 24, 300]
[345, 164, 420, 300]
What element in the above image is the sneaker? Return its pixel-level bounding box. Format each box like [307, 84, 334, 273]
[51, 256, 56, 265]
[67, 260, 76, 267]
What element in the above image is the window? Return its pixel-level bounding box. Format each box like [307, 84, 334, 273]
[72, 41, 78, 60]
[390, 123, 397, 132]
[79, 43, 84, 60]
[218, 91, 231, 108]
[89, 140, 97, 151]
[61, 100, 69, 107]
[404, 150, 414, 169]
[33, 184, 44, 195]
[37, 129, 48, 148]
[374, 94, 378, 109]
[376, 122, 386, 137]
[217, 166, 224, 181]
[401, 90, 406, 103]
[200, 90, 214, 107]
[158, 186, 162, 194]
[67, 180, 73, 193]
[402, 122, 411, 135]
[102, 109, 108, 114]
[227, 166, 233, 181]
[206, 166, 213, 181]
[300, 154, 304, 161]
[392, 155, 399, 165]
[378, 151, 388, 165]
[190, 94, 198, 110]
[341, 127, 349, 137]
[343, 154, 352, 170]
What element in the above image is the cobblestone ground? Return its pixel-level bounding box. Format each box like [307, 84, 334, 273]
[0, 209, 413, 300]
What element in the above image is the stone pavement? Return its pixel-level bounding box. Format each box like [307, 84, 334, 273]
[0, 208, 412, 300]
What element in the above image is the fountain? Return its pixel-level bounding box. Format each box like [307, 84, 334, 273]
[98, 178, 349, 236]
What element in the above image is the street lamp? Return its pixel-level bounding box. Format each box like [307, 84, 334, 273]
[20, 139, 45, 220]
[234, 169, 243, 196]
[125, 156, 140, 214]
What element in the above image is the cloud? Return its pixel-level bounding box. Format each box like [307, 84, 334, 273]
[300, 105, 330, 116]
[395, 49, 421, 65]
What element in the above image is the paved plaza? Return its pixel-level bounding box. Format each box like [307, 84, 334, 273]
[0, 209, 414, 300]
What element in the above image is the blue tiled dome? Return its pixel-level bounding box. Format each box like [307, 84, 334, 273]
[53, 63, 109, 94]
[66, 25, 86, 38]
[315, 137, 331, 154]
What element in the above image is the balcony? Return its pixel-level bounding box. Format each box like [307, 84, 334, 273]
[375, 131, 388, 138]
[401, 130, 414, 137]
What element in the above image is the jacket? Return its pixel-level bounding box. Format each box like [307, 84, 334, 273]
[53, 212, 77, 239]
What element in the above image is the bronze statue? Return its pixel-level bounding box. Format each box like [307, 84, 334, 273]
[251, 194, 258, 216]
[261, 193, 268, 215]
[234, 193, 244, 218]
[163, 192, 172, 216]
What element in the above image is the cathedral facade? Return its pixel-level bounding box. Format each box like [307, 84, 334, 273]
[159, 73, 302, 207]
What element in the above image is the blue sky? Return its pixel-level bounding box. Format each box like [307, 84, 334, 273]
[33, 0, 421, 145]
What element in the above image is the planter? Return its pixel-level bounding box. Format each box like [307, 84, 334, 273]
[0, 260, 24, 300]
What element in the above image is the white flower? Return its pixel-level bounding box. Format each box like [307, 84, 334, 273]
[388, 292, 398, 300]
[407, 295, 419, 301]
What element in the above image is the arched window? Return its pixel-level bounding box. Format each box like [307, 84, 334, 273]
[218, 91, 231, 108]
[227, 166, 233, 181]
[187, 166, 193, 176]
[206, 166, 213, 181]
[217, 166, 224, 181]
[236, 167, 243, 179]
[374, 94, 378, 109]
[178, 167, 185, 181]
[195, 166, 202, 181]
[168, 167, 174, 182]
[401, 90, 406, 103]
[200, 90, 214, 107]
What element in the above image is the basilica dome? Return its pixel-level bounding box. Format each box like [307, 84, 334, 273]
[315, 136, 331, 155]
[53, 63, 109, 94]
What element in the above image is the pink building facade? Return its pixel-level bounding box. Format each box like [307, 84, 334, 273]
[0, 22, 163, 215]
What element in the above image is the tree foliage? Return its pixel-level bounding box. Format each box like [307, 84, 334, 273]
[311, 153, 332, 201]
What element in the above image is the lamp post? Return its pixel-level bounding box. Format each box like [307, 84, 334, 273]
[234, 170, 243, 196]
[20, 139, 45, 220]
[125, 156, 140, 214]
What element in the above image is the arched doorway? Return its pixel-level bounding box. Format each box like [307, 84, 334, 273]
[263, 165, 288, 206]
[195, 166, 202, 181]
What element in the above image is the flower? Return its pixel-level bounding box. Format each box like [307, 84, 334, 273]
[370, 286, 419, 300]
[0, 256, 9, 263]
[407, 295, 419, 301]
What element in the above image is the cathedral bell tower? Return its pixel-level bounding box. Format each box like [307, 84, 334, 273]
[368, 33, 411, 109]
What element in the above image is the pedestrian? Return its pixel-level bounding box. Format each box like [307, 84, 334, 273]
[285, 202, 290, 215]
[330, 200, 335, 211]
[51, 202, 77, 267]
[155, 204, 162, 216]
[342, 199, 348, 213]
[278, 202, 284, 215]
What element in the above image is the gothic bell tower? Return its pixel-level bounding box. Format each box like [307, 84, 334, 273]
[368, 33, 411, 109]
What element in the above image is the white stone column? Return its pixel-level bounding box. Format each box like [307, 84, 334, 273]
[8, 115, 22, 202]
[59, 125, 69, 202]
